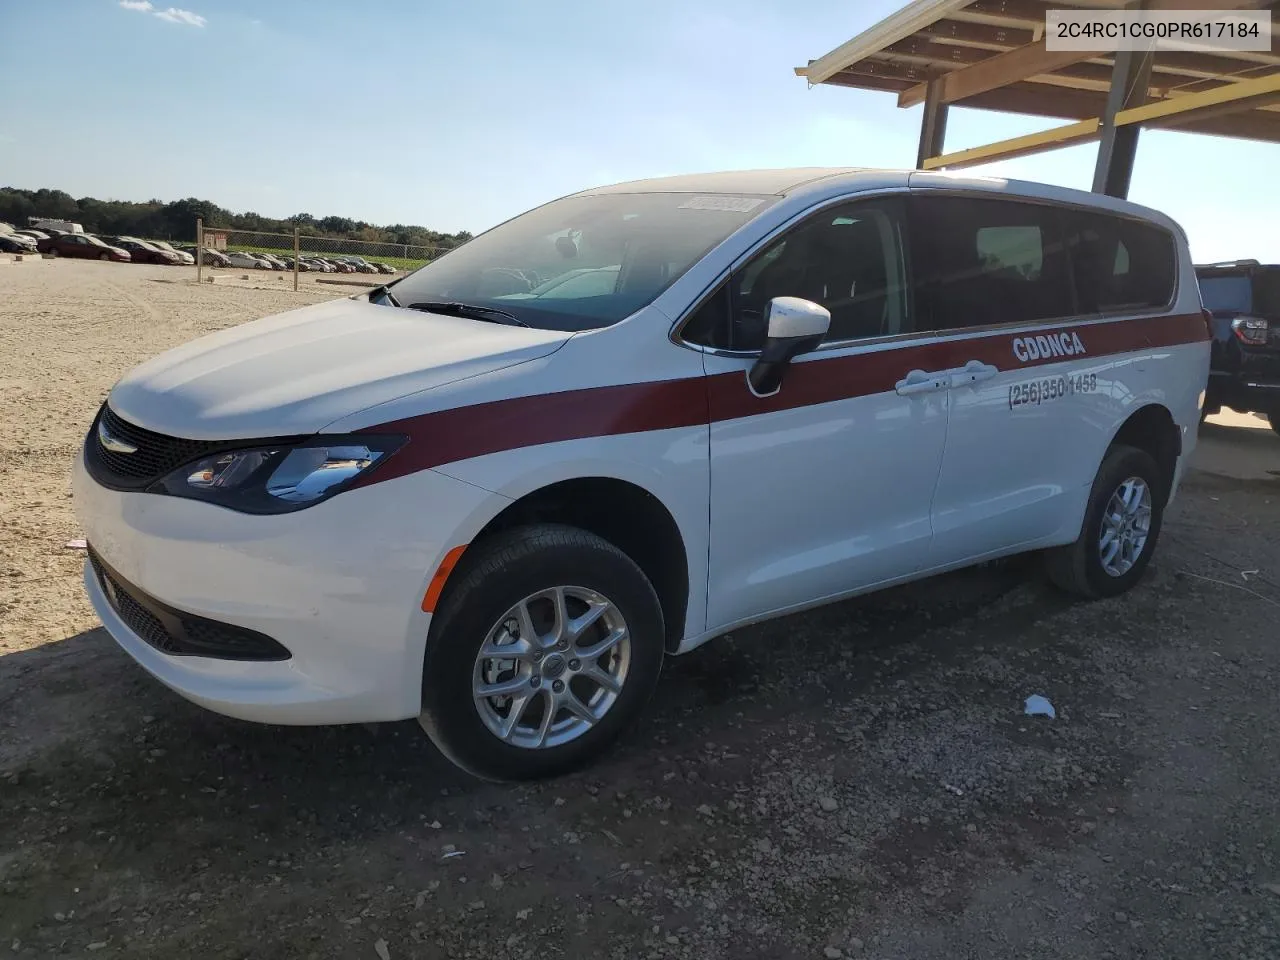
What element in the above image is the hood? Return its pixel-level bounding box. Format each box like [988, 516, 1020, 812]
[107, 299, 571, 439]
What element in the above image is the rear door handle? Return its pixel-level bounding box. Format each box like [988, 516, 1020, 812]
[949, 360, 999, 387]
[895, 369, 951, 396]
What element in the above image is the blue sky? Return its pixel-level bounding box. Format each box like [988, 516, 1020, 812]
[0, 0, 1275, 261]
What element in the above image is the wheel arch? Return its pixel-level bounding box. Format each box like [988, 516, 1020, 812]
[443, 476, 691, 654]
[1108, 402, 1181, 503]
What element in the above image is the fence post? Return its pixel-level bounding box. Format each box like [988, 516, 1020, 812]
[293, 227, 300, 292]
[196, 217, 203, 283]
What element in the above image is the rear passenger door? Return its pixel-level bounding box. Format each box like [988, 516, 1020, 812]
[909, 193, 1106, 565]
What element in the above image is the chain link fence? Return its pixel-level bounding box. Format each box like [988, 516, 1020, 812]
[195, 220, 453, 290]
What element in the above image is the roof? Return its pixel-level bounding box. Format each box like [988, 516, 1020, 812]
[798, 0, 1280, 146]
[579, 168, 873, 196]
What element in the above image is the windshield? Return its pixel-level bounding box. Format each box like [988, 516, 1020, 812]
[1198, 275, 1253, 314]
[382, 191, 776, 331]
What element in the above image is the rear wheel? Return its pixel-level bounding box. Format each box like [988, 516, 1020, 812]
[419, 524, 665, 781]
[48, 247, 59, 257]
[1045, 444, 1165, 599]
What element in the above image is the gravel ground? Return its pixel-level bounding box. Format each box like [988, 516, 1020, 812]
[2, 259, 1279, 959]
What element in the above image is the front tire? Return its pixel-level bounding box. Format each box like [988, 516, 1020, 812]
[99, 252, 110, 261]
[1045, 444, 1165, 599]
[419, 524, 665, 781]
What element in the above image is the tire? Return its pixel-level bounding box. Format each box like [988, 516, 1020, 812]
[99, 252, 110, 261]
[1045, 444, 1165, 599]
[48, 248, 59, 258]
[419, 523, 665, 781]
[1269, 412, 1280, 438]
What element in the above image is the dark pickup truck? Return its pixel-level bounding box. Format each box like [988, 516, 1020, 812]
[1195, 259, 1280, 436]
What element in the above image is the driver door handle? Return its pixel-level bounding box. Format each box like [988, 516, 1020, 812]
[895, 369, 951, 396]
[949, 360, 1000, 388]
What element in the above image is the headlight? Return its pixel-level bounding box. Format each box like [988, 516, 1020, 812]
[153, 435, 407, 514]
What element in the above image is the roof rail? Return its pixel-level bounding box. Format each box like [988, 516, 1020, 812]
[1195, 259, 1261, 269]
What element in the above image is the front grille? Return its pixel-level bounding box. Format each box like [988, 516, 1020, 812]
[85, 405, 225, 491]
[88, 547, 291, 662]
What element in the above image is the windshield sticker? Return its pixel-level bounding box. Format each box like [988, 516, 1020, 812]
[678, 196, 766, 213]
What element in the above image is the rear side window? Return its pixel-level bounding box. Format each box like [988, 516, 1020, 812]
[1198, 275, 1252, 314]
[909, 196, 1073, 331]
[1064, 212, 1175, 314]
[1254, 270, 1280, 318]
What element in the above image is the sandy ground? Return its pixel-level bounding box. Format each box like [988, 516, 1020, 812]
[1, 259, 1279, 959]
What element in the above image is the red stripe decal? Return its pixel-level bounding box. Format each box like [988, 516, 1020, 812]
[358, 377, 710, 485]
[360, 312, 1207, 485]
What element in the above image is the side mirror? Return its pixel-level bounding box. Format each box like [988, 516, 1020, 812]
[747, 297, 831, 397]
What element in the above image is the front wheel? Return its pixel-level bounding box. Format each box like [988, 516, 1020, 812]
[1045, 444, 1165, 599]
[99, 252, 110, 261]
[419, 524, 665, 781]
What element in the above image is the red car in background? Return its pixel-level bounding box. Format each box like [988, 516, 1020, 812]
[99, 237, 182, 265]
[38, 233, 131, 262]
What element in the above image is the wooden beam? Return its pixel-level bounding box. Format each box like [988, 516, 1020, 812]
[916, 18, 1034, 52]
[1114, 71, 1280, 127]
[898, 38, 1095, 108]
[921, 118, 1101, 170]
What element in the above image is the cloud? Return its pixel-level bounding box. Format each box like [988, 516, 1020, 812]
[119, 1, 207, 27]
[153, 7, 206, 26]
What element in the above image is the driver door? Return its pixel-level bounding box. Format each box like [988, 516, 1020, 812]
[691, 196, 951, 631]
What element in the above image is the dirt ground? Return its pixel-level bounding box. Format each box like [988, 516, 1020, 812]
[2, 259, 1279, 960]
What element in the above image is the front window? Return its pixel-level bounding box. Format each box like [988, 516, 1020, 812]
[380, 191, 777, 332]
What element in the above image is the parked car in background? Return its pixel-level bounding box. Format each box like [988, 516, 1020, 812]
[279, 257, 311, 272]
[14, 229, 50, 242]
[39, 233, 130, 261]
[320, 258, 356, 274]
[254, 253, 288, 271]
[0, 233, 38, 253]
[226, 251, 271, 270]
[339, 256, 379, 274]
[370, 262, 396, 275]
[178, 245, 232, 267]
[149, 241, 195, 265]
[1196, 259, 1280, 435]
[302, 258, 333, 273]
[100, 237, 183, 265]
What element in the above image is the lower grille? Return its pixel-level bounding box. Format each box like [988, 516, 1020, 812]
[88, 547, 291, 662]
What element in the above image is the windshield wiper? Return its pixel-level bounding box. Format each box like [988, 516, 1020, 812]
[405, 300, 529, 327]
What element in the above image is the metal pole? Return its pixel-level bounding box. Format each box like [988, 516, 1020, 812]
[293, 227, 300, 292]
[916, 78, 949, 170]
[196, 217, 203, 283]
[1092, 44, 1154, 198]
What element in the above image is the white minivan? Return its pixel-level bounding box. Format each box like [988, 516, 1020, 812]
[74, 169, 1210, 779]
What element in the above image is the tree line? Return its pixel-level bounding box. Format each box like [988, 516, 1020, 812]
[0, 187, 473, 251]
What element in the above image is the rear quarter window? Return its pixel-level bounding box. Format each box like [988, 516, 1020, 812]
[1066, 212, 1175, 314]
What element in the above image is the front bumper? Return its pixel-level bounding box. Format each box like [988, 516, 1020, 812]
[72, 449, 501, 725]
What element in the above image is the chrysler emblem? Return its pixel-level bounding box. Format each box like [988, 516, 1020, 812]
[98, 419, 138, 454]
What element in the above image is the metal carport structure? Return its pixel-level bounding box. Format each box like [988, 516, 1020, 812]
[797, 0, 1280, 197]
